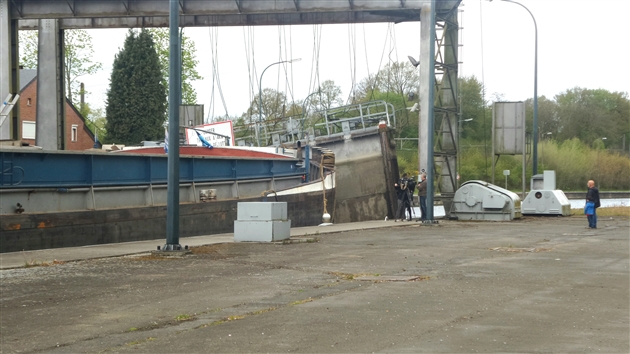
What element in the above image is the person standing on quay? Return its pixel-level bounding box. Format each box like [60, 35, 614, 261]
[417, 173, 427, 221]
[394, 173, 409, 222]
[586, 179, 601, 229]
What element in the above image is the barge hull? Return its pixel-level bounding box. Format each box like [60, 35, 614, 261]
[1, 188, 335, 253]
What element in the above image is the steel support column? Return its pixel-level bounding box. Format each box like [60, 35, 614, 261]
[0, 0, 19, 141]
[164, 0, 182, 251]
[35, 19, 65, 150]
[418, 0, 436, 221]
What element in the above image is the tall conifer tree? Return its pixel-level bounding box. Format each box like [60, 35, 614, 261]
[105, 30, 166, 145]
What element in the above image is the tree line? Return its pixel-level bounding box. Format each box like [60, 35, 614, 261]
[19, 29, 629, 181]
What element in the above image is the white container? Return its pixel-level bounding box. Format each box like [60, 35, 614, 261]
[237, 202, 287, 221]
[234, 220, 291, 242]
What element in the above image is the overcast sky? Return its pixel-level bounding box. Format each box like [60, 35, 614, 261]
[82, 0, 630, 122]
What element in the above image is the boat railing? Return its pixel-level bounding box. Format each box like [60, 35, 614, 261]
[233, 100, 396, 147]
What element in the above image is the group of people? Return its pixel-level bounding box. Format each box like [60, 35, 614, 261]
[394, 173, 427, 221]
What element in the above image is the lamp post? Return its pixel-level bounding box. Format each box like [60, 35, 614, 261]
[598, 137, 607, 189]
[541, 132, 551, 170]
[257, 58, 301, 146]
[301, 89, 321, 139]
[496, 0, 538, 175]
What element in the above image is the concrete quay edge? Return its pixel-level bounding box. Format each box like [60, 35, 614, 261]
[0, 219, 414, 270]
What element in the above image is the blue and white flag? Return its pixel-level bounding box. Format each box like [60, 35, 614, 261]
[164, 127, 169, 153]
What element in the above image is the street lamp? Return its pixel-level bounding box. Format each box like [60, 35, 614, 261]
[597, 137, 607, 189]
[493, 0, 539, 175]
[301, 89, 321, 139]
[541, 132, 551, 170]
[257, 58, 301, 146]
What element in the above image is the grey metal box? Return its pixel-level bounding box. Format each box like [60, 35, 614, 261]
[234, 220, 291, 242]
[237, 202, 287, 221]
[493, 102, 525, 155]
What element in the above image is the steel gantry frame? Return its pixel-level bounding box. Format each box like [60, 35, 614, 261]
[432, 5, 460, 217]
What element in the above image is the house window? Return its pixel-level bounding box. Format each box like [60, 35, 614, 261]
[27, 98, 32, 106]
[22, 121, 36, 139]
[71, 125, 78, 142]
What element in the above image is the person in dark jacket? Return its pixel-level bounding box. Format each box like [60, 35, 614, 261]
[394, 173, 409, 221]
[417, 173, 427, 221]
[405, 177, 417, 220]
[586, 179, 601, 229]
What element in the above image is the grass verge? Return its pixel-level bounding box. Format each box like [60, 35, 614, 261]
[571, 206, 630, 217]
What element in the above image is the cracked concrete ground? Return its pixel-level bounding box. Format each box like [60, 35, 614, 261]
[1, 216, 628, 353]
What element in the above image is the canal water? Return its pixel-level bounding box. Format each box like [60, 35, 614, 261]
[410, 198, 629, 219]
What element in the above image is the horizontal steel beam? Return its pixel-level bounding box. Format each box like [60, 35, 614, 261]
[17, 12, 418, 29]
[11, 0, 461, 29]
[0, 149, 304, 188]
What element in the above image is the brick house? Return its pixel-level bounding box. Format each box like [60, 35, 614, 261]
[19, 70, 95, 150]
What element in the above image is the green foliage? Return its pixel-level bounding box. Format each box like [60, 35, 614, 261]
[19, 29, 102, 105]
[456, 138, 630, 191]
[146, 28, 202, 105]
[309, 80, 343, 111]
[539, 138, 630, 190]
[18, 30, 38, 69]
[355, 61, 419, 102]
[459, 144, 491, 182]
[82, 106, 107, 142]
[459, 76, 490, 142]
[396, 149, 418, 177]
[524, 95, 559, 137]
[63, 30, 103, 104]
[105, 30, 166, 145]
[554, 88, 629, 149]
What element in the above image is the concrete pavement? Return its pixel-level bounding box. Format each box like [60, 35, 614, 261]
[1, 216, 628, 353]
[0, 219, 405, 270]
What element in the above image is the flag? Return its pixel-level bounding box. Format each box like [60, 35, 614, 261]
[164, 127, 169, 153]
[196, 131, 213, 148]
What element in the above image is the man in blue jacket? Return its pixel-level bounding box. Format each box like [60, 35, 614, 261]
[586, 180, 601, 229]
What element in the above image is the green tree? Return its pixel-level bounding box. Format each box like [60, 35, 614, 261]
[459, 76, 488, 142]
[19, 29, 103, 105]
[234, 88, 303, 145]
[309, 80, 343, 111]
[355, 61, 419, 102]
[105, 30, 166, 145]
[18, 30, 38, 69]
[242, 88, 300, 124]
[524, 95, 559, 139]
[555, 88, 629, 148]
[146, 28, 202, 105]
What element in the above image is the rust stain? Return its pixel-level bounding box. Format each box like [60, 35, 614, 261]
[37, 221, 53, 228]
[6, 224, 21, 230]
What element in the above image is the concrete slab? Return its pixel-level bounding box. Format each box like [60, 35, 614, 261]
[0, 220, 407, 269]
[1, 216, 628, 353]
